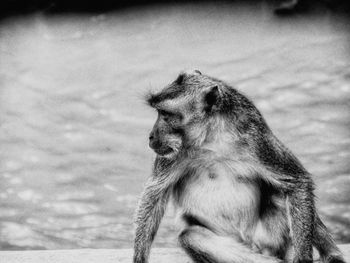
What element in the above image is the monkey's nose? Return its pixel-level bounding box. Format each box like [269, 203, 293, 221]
[149, 134, 154, 142]
[149, 134, 156, 150]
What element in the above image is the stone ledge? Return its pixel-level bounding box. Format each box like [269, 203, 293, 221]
[0, 245, 349, 263]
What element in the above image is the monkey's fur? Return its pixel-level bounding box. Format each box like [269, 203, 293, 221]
[133, 70, 345, 263]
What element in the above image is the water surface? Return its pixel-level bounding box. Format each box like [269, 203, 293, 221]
[0, 2, 349, 249]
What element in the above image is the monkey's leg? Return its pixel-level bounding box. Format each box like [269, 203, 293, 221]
[313, 213, 345, 263]
[179, 226, 282, 263]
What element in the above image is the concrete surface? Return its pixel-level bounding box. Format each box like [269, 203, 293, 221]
[0, 245, 349, 263]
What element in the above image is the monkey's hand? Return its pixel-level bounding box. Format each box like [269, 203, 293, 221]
[133, 178, 170, 263]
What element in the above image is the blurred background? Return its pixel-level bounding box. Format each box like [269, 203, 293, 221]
[0, 0, 349, 251]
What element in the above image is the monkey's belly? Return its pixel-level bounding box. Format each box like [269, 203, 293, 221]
[173, 165, 260, 240]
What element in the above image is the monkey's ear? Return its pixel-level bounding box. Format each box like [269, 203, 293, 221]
[204, 86, 221, 113]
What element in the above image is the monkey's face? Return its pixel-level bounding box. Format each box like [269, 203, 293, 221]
[148, 109, 183, 158]
[147, 70, 222, 158]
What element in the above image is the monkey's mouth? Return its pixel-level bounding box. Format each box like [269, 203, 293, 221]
[153, 146, 175, 157]
[149, 140, 178, 158]
[153, 147, 174, 156]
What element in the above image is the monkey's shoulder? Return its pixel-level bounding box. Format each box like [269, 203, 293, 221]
[254, 133, 309, 178]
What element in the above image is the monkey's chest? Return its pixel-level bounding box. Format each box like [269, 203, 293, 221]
[172, 164, 260, 235]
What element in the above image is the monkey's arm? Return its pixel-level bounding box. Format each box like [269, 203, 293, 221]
[133, 178, 170, 263]
[287, 177, 315, 263]
[256, 135, 315, 263]
[314, 213, 345, 262]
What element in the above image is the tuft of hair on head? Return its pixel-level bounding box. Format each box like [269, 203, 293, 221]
[176, 69, 202, 85]
[193, 69, 202, 75]
[204, 85, 221, 113]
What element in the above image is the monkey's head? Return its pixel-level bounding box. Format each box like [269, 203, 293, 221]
[146, 70, 236, 159]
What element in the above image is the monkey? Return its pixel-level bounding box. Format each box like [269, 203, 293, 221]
[133, 70, 345, 263]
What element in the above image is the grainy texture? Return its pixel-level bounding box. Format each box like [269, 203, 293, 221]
[0, 2, 349, 250]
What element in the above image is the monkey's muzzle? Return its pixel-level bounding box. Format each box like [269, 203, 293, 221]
[149, 137, 174, 156]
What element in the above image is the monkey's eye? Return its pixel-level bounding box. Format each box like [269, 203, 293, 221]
[158, 109, 175, 122]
